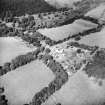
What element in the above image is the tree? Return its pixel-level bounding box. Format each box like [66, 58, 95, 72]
[40, 87, 49, 102]
[33, 48, 41, 57]
[75, 35, 81, 41]
[29, 21, 36, 28]
[38, 54, 43, 60]
[48, 82, 56, 95]
[3, 62, 11, 74]
[77, 49, 82, 53]
[45, 48, 51, 54]
[53, 77, 62, 91]
[28, 15, 34, 21]
[0, 66, 3, 76]
[38, 13, 43, 19]
[32, 92, 43, 105]
[58, 71, 68, 84]
[40, 46, 45, 52]
[56, 103, 61, 105]
[7, 32, 16, 37]
[0, 95, 6, 100]
[33, 41, 41, 47]
[0, 87, 4, 94]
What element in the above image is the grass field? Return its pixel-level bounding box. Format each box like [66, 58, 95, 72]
[0, 37, 36, 66]
[77, 27, 105, 48]
[38, 19, 97, 41]
[43, 70, 105, 105]
[85, 3, 105, 19]
[0, 60, 54, 105]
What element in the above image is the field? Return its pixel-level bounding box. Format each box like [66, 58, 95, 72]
[85, 4, 105, 19]
[38, 19, 97, 41]
[77, 27, 105, 48]
[0, 37, 36, 66]
[43, 70, 105, 105]
[0, 60, 54, 105]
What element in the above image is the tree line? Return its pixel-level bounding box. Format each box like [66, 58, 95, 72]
[28, 52, 68, 105]
[0, 47, 42, 76]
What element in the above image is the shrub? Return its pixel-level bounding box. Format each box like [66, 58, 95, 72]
[77, 49, 82, 53]
[56, 103, 61, 105]
[45, 48, 51, 54]
[75, 35, 81, 41]
[40, 46, 45, 52]
[40, 87, 49, 102]
[0, 87, 4, 94]
[38, 54, 43, 60]
[0, 66, 3, 76]
[48, 81, 56, 95]
[2, 62, 11, 74]
[28, 15, 34, 21]
[53, 77, 62, 91]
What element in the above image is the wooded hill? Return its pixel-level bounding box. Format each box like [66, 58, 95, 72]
[0, 0, 57, 18]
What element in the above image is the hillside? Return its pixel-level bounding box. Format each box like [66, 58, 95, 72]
[0, 0, 57, 18]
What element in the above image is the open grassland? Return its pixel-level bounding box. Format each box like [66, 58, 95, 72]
[38, 19, 97, 41]
[0, 60, 54, 105]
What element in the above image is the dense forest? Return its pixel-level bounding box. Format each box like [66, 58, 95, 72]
[0, 0, 57, 19]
